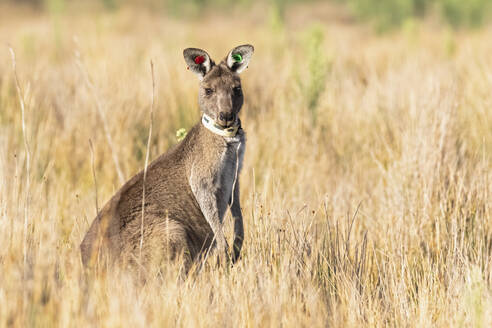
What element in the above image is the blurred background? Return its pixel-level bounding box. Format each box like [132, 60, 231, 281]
[3, 0, 492, 30]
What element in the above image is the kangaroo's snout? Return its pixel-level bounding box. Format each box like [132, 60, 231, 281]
[218, 111, 236, 127]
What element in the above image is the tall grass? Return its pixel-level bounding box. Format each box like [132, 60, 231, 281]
[0, 2, 491, 326]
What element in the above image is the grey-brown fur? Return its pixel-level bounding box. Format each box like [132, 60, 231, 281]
[80, 45, 254, 272]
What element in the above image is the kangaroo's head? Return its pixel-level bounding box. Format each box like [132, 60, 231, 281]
[184, 45, 254, 128]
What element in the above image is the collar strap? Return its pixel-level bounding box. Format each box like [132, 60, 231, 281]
[202, 113, 240, 137]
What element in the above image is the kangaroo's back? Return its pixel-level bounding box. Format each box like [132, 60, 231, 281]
[80, 125, 211, 268]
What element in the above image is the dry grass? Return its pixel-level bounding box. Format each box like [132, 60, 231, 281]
[0, 2, 491, 327]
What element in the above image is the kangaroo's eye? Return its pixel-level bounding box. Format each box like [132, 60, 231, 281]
[204, 88, 214, 95]
[233, 86, 242, 94]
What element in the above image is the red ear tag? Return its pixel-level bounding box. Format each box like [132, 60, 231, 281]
[194, 55, 205, 65]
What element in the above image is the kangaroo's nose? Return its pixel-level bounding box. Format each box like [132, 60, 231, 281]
[219, 112, 236, 126]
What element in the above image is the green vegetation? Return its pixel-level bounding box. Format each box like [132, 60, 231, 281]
[5, 0, 492, 30]
[301, 24, 331, 125]
[440, 0, 492, 28]
[346, 0, 492, 30]
[346, 0, 427, 31]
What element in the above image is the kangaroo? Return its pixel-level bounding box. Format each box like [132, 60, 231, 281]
[80, 45, 254, 273]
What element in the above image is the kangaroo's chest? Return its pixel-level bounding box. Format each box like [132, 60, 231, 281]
[211, 140, 245, 198]
[189, 136, 245, 223]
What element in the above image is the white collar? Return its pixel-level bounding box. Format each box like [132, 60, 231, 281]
[202, 113, 240, 137]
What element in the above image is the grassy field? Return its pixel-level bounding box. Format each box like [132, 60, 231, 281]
[0, 1, 491, 327]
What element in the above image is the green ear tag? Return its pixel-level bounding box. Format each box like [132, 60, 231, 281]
[232, 53, 242, 62]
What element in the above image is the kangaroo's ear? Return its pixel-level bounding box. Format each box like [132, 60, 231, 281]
[226, 44, 254, 74]
[183, 48, 213, 80]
